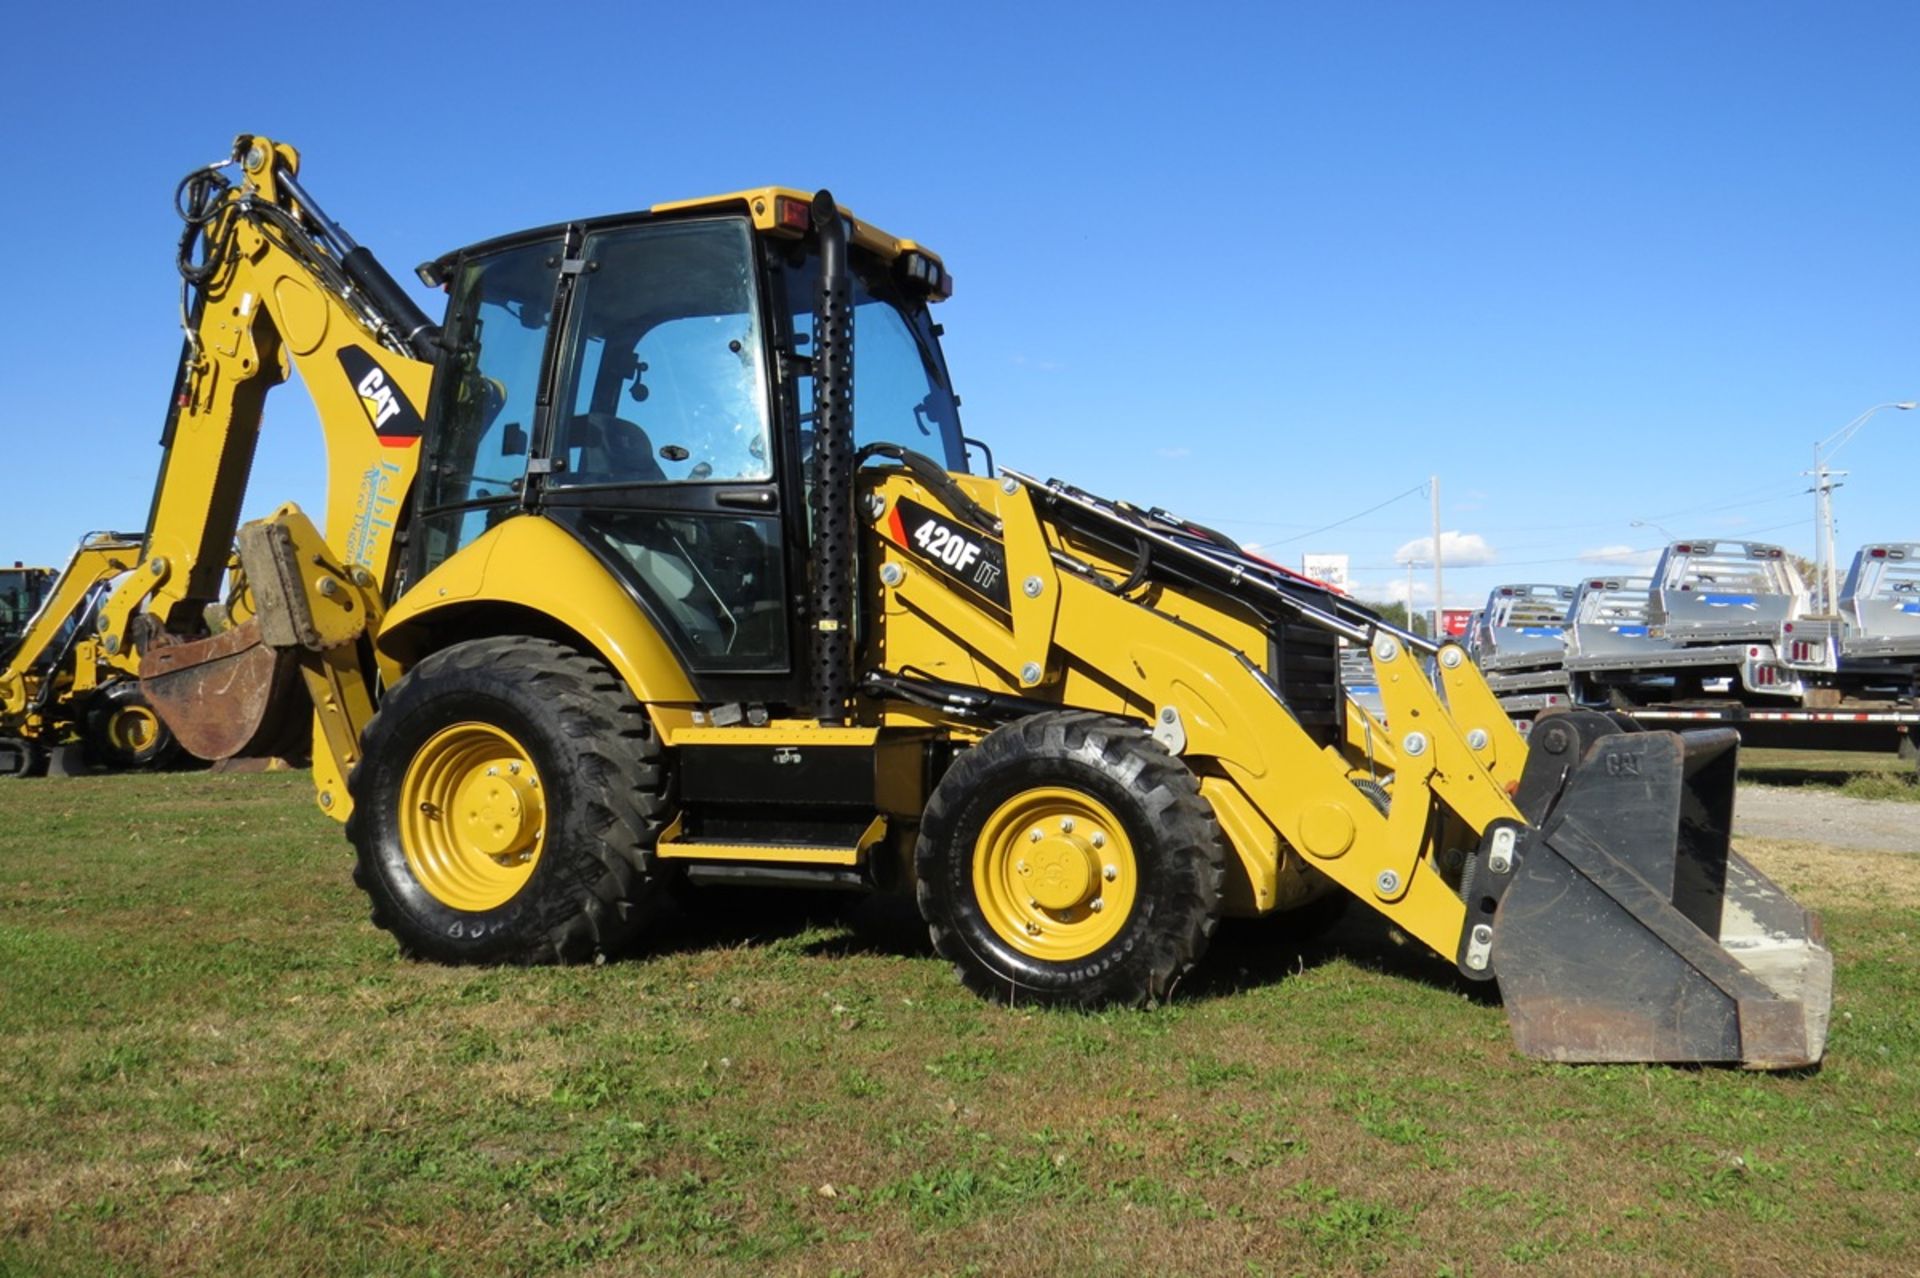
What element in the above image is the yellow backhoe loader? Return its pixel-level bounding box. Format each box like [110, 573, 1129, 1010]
[55, 134, 1833, 1067]
[0, 539, 181, 775]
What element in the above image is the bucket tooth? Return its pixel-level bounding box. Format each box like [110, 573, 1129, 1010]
[1465, 728, 1831, 1069]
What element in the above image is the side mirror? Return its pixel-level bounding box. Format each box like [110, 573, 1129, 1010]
[501, 421, 528, 456]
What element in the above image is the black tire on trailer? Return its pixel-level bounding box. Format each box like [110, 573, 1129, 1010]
[82, 681, 180, 771]
[915, 710, 1226, 1007]
[347, 636, 671, 965]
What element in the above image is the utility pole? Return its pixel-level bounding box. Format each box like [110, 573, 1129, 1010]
[1808, 453, 1842, 614]
[1430, 474, 1443, 635]
[1809, 401, 1917, 613]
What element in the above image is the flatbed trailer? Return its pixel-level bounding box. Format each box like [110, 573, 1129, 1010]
[1610, 703, 1918, 763]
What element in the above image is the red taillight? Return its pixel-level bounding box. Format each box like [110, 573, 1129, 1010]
[1748, 647, 1761, 657]
[1872, 548, 1888, 559]
[1768, 548, 1783, 559]
[1589, 580, 1605, 589]
[775, 196, 812, 231]
[1757, 667, 1775, 685]
[1676, 544, 1693, 554]
[1499, 588, 1514, 596]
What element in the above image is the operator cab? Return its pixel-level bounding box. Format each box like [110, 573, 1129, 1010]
[0, 567, 54, 654]
[408, 189, 963, 707]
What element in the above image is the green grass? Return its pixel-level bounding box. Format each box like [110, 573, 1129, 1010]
[2, 772, 1916, 1276]
[1742, 746, 1920, 802]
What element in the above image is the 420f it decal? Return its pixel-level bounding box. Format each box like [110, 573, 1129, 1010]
[887, 496, 1011, 612]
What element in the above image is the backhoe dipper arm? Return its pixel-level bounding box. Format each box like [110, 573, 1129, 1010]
[96, 135, 435, 663]
[0, 534, 143, 721]
[93, 137, 436, 792]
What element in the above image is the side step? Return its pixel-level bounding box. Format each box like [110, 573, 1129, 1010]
[657, 813, 888, 892]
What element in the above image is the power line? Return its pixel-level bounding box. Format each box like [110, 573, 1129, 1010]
[1273, 480, 1431, 547]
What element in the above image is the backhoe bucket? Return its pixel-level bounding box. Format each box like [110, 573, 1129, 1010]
[139, 618, 304, 760]
[1473, 727, 1831, 1069]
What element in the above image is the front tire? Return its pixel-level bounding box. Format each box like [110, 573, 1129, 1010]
[916, 711, 1226, 1007]
[347, 636, 670, 964]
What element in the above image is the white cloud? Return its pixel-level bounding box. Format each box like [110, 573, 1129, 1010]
[1579, 544, 1661, 569]
[1393, 531, 1495, 567]
[1354, 578, 1432, 606]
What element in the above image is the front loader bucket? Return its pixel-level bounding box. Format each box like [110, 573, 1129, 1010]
[1469, 727, 1831, 1069]
[139, 617, 304, 761]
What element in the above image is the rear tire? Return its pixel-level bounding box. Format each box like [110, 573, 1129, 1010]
[916, 710, 1226, 1007]
[347, 636, 670, 964]
[82, 681, 180, 771]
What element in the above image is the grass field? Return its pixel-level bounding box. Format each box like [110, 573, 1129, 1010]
[1741, 747, 1919, 804]
[2, 772, 1916, 1276]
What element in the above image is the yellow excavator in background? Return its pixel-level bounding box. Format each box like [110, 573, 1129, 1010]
[26, 134, 1832, 1067]
[1, 541, 181, 774]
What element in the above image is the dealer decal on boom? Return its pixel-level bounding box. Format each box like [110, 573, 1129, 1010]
[337, 346, 424, 446]
[886, 496, 1011, 613]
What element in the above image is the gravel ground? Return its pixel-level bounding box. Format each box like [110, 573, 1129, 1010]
[1735, 784, 1917, 854]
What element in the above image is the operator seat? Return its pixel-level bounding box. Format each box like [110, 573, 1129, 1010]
[563, 412, 666, 484]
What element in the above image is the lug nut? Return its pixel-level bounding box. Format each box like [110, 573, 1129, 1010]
[1089, 899, 1104, 913]
[1103, 865, 1118, 881]
[1029, 828, 1042, 842]
[1060, 817, 1074, 833]
[1091, 832, 1106, 849]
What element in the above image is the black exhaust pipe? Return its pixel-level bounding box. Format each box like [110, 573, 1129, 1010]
[808, 191, 856, 724]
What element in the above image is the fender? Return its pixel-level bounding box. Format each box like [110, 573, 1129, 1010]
[377, 515, 696, 709]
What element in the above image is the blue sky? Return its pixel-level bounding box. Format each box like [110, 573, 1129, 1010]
[2, 1, 1913, 617]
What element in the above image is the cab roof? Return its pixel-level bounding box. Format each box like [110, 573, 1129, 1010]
[428, 186, 942, 281]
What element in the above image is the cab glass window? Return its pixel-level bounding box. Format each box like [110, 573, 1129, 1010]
[550, 220, 771, 486]
[784, 254, 966, 472]
[415, 241, 558, 575]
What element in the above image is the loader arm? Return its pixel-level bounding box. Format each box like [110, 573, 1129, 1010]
[97, 135, 434, 797]
[864, 466, 1831, 1068]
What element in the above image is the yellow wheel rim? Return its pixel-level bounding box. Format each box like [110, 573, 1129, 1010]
[108, 704, 160, 755]
[399, 722, 548, 912]
[973, 786, 1138, 961]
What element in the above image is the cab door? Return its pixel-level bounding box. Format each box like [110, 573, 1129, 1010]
[534, 217, 799, 706]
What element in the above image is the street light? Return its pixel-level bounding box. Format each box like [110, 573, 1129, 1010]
[1810, 401, 1917, 612]
[1630, 519, 1676, 544]
[1398, 556, 1430, 634]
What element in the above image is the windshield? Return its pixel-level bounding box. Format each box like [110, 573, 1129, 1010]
[783, 251, 967, 473]
[0, 568, 46, 642]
